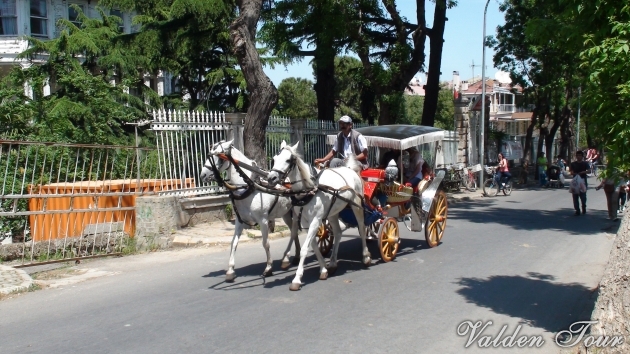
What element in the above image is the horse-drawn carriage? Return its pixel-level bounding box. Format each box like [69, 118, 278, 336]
[202, 124, 450, 290]
[317, 125, 449, 262]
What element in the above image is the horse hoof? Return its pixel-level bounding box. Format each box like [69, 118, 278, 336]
[225, 273, 236, 282]
[291, 257, 300, 266]
[289, 283, 302, 291]
[319, 272, 329, 280]
[280, 261, 291, 270]
[262, 270, 273, 277]
[364, 257, 372, 267]
[327, 265, 338, 275]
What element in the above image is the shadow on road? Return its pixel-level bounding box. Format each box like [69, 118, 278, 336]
[202, 236, 436, 290]
[456, 272, 598, 333]
[449, 200, 619, 235]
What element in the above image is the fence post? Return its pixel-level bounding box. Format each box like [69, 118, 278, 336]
[224, 113, 246, 151]
[290, 119, 306, 157]
[454, 101, 470, 165]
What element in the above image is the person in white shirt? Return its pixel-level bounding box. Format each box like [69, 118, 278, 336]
[405, 147, 430, 188]
[314, 115, 369, 168]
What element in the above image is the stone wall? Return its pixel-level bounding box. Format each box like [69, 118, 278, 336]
[578, 215, 630, 353]
[454, 101, 471, 165]
[135, 195, 230, 250]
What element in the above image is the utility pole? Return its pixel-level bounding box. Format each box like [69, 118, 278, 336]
[480, 0, 491, 189]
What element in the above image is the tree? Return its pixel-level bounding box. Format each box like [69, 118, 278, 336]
[334, 56, 370, 121]
[492, 0, 579, 166]
[261, 0, 355, 122]
[231, 0, 279, 167]
[401, 84, 453, 129]
[565, 0, 630, 175]
[276, 77, 317, 119]
[102, 0, 243, 111]
[9, 7, 147, 145]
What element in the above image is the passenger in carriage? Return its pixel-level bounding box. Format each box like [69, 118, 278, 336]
[405, 147, 432, 189]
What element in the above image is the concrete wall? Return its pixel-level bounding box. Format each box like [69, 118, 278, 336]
[135, 195, 230, 250]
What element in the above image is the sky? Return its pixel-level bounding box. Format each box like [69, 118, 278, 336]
[264, 0, 506, 87]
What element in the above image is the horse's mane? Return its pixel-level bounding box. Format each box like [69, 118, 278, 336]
[345, 154, 362, 174]
[285, 147, 315, 189]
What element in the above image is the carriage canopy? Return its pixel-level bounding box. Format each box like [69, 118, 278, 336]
[326, 124, 445, 151]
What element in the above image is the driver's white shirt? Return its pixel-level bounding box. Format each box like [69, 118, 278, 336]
[332, 131, 368, 158]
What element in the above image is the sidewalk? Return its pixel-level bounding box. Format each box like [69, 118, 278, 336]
[0, 265, 33, 295]
[0, 188, 482, 294]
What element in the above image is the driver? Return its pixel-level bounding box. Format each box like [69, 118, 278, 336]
[314, 115, 369, 169]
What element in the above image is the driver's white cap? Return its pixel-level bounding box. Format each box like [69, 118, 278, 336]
[339, 115, 352, 123]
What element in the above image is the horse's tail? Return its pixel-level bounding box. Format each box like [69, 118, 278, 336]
[346, 154, 362, 175]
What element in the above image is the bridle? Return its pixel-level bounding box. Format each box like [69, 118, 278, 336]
[204, 142, 233, 186]
[270, 147, 297, 184]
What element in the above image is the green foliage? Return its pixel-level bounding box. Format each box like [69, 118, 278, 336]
[402, 85, 453, 129]
[102, 0, 243, 111]
[569, 1, 630, 176]
[275, 77, 317, 119]
[2, 7, 149, 145]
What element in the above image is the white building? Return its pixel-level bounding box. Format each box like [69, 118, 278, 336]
[0, 0, 172, 97]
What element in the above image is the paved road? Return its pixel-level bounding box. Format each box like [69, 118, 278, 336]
[0, 187, 617, 353]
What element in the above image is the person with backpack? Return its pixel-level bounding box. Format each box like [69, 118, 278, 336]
[569, 150, 591, 215]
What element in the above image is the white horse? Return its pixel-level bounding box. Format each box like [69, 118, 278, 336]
[267, 141, 371, 291]
[199, 140, 301, 282]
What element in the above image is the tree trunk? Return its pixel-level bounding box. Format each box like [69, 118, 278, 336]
[559, 103, 575, 163]
[360, 85, 378, 125]
[544, 106, 561, 163]
[421, 0, 447, 127]
[378, 93, 405, 125]
[313, 49, 336, 122]
[230, 0, 278, 167]
[522, 110, 537, 165]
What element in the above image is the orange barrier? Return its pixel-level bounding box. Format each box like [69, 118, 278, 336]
[27, 179, 194, 241]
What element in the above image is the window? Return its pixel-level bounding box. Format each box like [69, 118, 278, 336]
[68, 4, 85, 27]
[0, 0, 17, 35]
[30, 0, 48, 36]
[110, 9, 125, 32]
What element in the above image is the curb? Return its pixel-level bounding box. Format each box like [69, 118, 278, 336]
[171, 229, 295, 248]
[0, 265, 33, 295]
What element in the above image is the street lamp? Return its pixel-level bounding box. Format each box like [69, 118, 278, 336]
[480, 0, 491, 190]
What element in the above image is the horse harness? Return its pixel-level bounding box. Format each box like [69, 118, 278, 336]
[206, 151, 281, 227]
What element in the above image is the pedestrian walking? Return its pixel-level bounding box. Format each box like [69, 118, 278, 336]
[569, 150, 590, 215]
[596, 177, 621, 221]
[537, 152, 548, 187]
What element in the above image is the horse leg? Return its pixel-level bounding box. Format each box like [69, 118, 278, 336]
[326, 215, 344, 275]
[260, 218, 273, 277]
[291, 209, 302, 265]
[310, 231, 329, 281]
[280, 211, 297, 270]
[226, 219, 244, 282]
[353, 202, 372, 267]
[290, 217, 320, 291]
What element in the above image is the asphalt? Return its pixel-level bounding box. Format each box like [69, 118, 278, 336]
[0, 184, 619, 353]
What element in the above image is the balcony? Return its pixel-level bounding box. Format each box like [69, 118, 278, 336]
[497, 104, 516, 113]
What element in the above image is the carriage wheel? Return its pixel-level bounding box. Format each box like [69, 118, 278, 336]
[378, 217, 400, 262]
[317, 221, 334, 257]
[425, 190, 448, 248]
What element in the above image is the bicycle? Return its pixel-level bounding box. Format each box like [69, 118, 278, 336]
[483, 166, 513, 197]
[462, 164, 480, 192]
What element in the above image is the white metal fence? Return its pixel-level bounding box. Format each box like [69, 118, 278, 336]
[151, 110, 229, 197]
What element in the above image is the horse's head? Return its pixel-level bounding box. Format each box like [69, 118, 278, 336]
[267, 140, 300, 186]
[199, 140, 234, 183]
